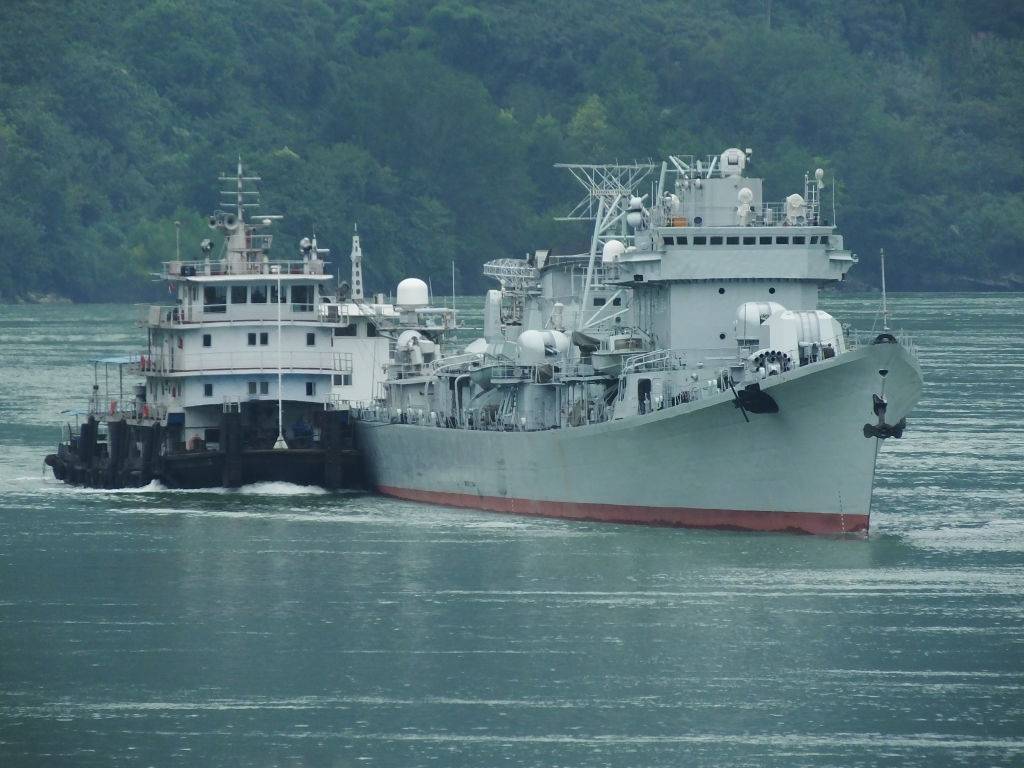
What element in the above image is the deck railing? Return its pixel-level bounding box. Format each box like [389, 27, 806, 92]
[131, 350, 346, 375]
[160, 259, 327, 279]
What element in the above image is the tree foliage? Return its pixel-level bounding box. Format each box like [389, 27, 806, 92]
[0, 0, 1021, 301]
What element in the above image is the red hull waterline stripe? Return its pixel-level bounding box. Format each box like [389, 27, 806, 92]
[377, 485, 869, 535]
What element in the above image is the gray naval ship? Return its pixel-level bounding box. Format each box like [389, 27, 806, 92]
[355, 148, 923, 534]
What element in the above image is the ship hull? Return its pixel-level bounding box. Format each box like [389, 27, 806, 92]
[357, 341, 921, 535]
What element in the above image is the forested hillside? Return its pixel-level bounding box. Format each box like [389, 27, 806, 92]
[1, 0, 1022, 301]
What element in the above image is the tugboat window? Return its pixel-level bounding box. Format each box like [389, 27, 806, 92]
[247, 332, 257, 346]
[260, 381, 269, 395]
[305, 382, 316, 396]
[203, 286, 227, 313]
[251, 285, 267, 304]
[203, 383, 213, 397]
[306, 332, 316, 346]
[292, 285, 313, 312]
[202, 334, 212, 347]
[259, 332, 269, 345]
[231, 286, 247, 304]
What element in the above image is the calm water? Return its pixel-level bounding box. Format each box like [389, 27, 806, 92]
[1, 294, 1022, 767]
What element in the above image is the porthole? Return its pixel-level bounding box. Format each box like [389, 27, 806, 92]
[719, 333, 727, 340]
[769, 287, 776, 294]
[718, 287, 725, 295]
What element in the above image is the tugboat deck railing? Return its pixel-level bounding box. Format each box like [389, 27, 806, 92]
[132, 350, 347, 375]
[160, 259, 328, 279]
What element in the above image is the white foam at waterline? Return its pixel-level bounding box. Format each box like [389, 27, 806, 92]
[38, 479, 338, 496]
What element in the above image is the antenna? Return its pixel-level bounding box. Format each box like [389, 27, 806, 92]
[880, 248, 890, 332]
[349, 224, 364, 300]
[451, 260, 456, 311]
[832, 176, 837, 226]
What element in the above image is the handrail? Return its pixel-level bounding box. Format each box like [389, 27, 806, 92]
[160, 258, 328, 279]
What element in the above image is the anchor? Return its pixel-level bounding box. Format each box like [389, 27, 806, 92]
[863, 393, 907, 439]
[732, 382, 779, 416]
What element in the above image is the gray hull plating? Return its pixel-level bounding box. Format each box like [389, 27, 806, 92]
[357, 342, 920, 534]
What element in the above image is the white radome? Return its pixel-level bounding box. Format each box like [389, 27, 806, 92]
[397, 278, 429, 307]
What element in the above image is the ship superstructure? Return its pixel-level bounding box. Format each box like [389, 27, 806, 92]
[354, 148, 922, 534]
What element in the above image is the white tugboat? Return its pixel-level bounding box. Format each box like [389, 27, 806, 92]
[355, 149, 922, 534]
[47, 162, 363, 488]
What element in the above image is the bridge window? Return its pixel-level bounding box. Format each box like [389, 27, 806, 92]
[726, 236, 739, 245]
[810, 236, 819, 244]
[202, 333, 212, 347]
[820, 235, 830, 245]
[593, 297, 606, 307]
[693, 236, 707, 245]
[743, 236, 756, 245]
[334, 373, 353, 386]
[231, 286, 247, 304]
[776, 236, 789, 245]
[759, 236, 772, 245]
[793, 236, 806, 244]
[306, 332, 316, 346]
[260, 382, 269, 395]
[612, 297, 622, 306]
[710, 236, 723, 245]
[366, 324, 378, 337]
[677, 236, 688, 245]
[305, 381, 316, 397]
[203, 286, 227, 313]
[251, 285, 267, 304]
[663, 236, 675, 245]
[292, 285, 313, 312]
[334, 325, 357, 337]
[203, 383, 213, 397]
[248, 332, 256, 346]
[248, 381, 257, 395]
[259, 332, 269, 345]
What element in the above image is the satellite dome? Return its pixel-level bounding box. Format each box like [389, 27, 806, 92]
[396, 277, 429, 307]
[602, 240, 626, 263]
[738, 187, 753, 204]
